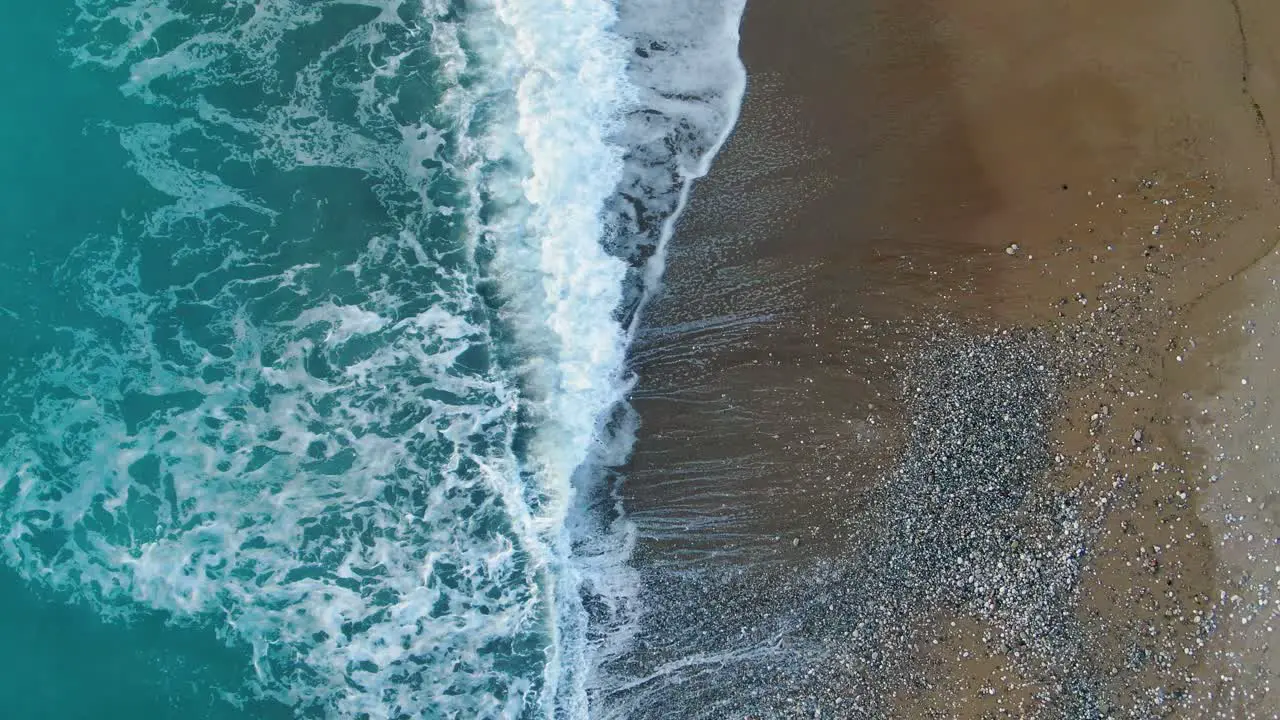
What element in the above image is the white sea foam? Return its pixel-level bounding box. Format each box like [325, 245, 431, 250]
[427, 0, 748, 711]
[453, 2, 635, 713]
[550, 2, 749, 710]
[1, 0, 748, 718]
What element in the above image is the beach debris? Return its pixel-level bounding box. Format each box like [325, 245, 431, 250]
[1088, 407, 1113, 435]
[1005, 243, 1020, 255]
[1132, 428, 1145, 447]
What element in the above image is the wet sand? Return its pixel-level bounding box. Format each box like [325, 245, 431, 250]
[611, 0, 1280, 717]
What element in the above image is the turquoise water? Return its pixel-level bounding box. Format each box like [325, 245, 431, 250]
[2, 7, 284, 717]
[0, 1, 746, 717]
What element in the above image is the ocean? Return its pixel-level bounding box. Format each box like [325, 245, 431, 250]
[0, 1, 745, 718]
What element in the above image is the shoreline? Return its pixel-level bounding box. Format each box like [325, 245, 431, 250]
[610, 0, 1280, 716]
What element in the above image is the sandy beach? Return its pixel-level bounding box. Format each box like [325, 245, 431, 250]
[609, 0, 1280, 717]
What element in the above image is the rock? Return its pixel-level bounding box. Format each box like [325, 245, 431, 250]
[1005, 243, 1020, 256]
